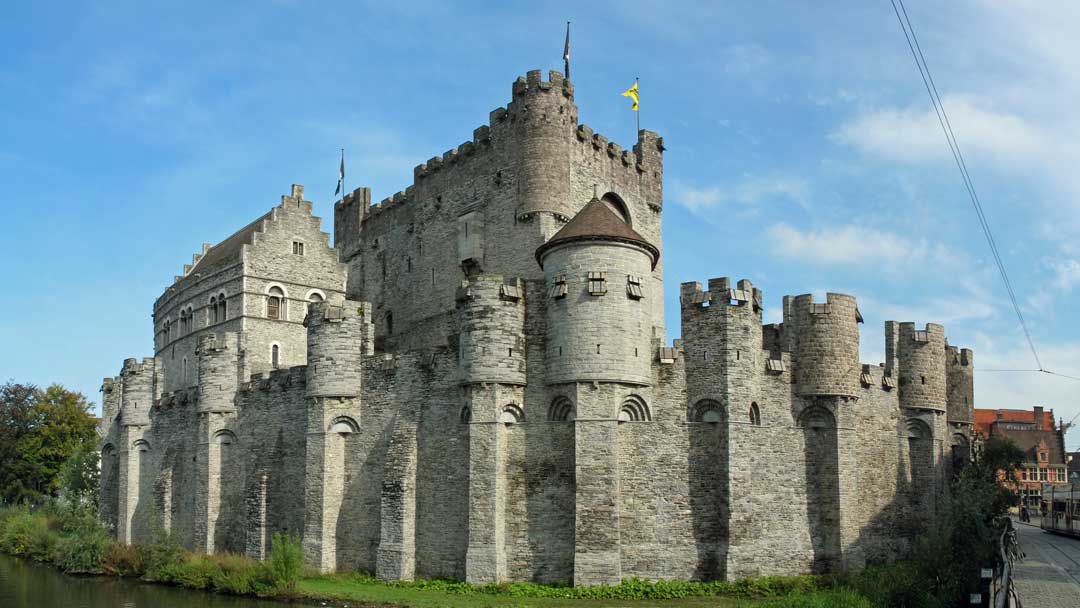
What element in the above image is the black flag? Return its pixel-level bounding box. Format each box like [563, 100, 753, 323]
[334, 149, 344, 197]
[563, 22, 571, 80]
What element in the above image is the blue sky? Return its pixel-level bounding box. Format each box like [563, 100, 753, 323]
[2, 1, 1078, 448]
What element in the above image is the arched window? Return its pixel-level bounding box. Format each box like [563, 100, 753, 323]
[182, 356, 189, 383]
[548, 397, 575, 421]
[306, 291, 325, 317]
[213, 430, 237, 445]
[749, 402, 762, 426]
[271, 344, 280, 369]
[601, 192, 631, 225]
[385, 311, 394, 336]
[499, 404, 524, 425]
[267, 287, 284, 320]
[179, 309, 188, 334]
[218, 293, 227, 321]
[460, 406, 472, 424]
[690, 399, 723, 423]
[328, 416, 359, 434]
[209, 296, 218, 324]
[800, 407, 835, 430]
[618, 395, 651, 422]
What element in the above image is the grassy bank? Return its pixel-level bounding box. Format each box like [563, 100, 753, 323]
[0, 502, 925, 607]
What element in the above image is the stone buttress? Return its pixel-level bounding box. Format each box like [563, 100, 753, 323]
[302, 300, 368, 573]
[679, 278, 762, 579]
[785, 293, 863, 571]
[115, 357, 159, 545]
[192, 332, 241, 553]
[457, 275, 526, 584]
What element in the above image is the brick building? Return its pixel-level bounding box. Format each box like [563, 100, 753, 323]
[975, 406, 1068, 506]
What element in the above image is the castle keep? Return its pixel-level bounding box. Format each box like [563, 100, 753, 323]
[98, 68, 976, 585]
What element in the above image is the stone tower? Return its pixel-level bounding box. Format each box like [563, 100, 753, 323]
[302, 300, 368, 573]
[783, 293, 863, 571]
[536, 196, 659, 586]
[457, 275, 527, 584]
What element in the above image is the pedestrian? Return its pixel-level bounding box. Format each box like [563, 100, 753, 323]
[1020, 505, 1029, 523]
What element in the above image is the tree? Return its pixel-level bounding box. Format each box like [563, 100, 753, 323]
[57, 441, 100, 508]
[18, 385, 100, 498]
[0, 381, 41, 504]
[0, 382, 98, 503]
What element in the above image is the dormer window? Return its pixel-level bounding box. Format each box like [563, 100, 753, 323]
[1039, 451, 1048, 462]
[292, 241, 305, 255]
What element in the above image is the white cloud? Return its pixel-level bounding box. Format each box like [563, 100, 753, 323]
[831, 95, 1044, 168]
[766, 222, 944, 267]
[674, 175, 808, 215]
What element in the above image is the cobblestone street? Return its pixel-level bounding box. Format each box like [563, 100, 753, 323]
[1013, 522, 1080, 607]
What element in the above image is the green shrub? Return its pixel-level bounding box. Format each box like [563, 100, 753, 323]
[0, 511, 56, 561]
[139, 530, 185, 581]
[102, 541, 145, 577]
[52, 529, 108, 574]
[268, 532, 304, 593]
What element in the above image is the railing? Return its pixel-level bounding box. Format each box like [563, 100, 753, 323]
[993, 517, 1023, 608]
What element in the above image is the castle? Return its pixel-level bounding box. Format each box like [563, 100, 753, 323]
[98, 68, 976, 586]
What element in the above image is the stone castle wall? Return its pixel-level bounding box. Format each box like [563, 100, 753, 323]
[99, 67, 976, 587]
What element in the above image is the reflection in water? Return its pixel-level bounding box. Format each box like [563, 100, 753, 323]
[0, 554, 296, 608]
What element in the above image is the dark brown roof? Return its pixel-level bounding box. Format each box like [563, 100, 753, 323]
[989, 426, 1066, 465]
[190, 211, 270, 273]
[535, 197, 659, 268]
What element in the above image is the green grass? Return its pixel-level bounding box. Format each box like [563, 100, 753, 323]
[299, 576, 750, 607]
[297, 573, 831, 608]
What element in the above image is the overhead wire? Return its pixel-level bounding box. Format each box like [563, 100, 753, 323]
[890, 0, 1043, 371]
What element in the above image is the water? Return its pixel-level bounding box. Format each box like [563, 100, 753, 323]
[0, 554, 302, 608]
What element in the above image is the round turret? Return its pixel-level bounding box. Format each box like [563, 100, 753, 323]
[120, 358, 155, 426]
[897, 323, 947, 411]
[305, 300, 366, 398]
[196, 333, 239, 413]
[946, 346, 974, 424]
[789, 293, 860, 398]
[511, 69, 577, 220]
[456, 275, 526, 385]
[538, 197, 659, 386]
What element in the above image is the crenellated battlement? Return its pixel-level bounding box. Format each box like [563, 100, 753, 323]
[510, 69, 574, 102]
[679, 277, 762, 313]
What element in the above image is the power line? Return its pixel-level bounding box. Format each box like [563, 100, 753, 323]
[890, 0, 1043, 370]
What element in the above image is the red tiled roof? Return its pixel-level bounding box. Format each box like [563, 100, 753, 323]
[973, 408, 1055, 437]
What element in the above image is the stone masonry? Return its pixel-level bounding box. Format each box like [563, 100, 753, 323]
[98, 67, 976, 586]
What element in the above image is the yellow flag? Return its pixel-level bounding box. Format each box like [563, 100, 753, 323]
[621, 81, 639, 111]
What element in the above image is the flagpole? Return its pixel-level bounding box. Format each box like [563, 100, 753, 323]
[341, 148, 345, 200]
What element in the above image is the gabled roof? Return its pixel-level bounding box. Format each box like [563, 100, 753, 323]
[535, 197, 659, 268]
[190, 211, 271, 274]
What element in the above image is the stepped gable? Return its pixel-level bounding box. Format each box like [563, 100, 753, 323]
[535, 196, 659, 268]
[190, 211, 270, 273]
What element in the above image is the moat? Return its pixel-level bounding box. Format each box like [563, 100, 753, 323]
[0, 554, 296, 608]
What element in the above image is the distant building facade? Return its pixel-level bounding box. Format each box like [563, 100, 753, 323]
[976, 406, 1068, 506]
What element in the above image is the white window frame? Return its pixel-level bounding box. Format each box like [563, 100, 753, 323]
[264, 283, 289, 321]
